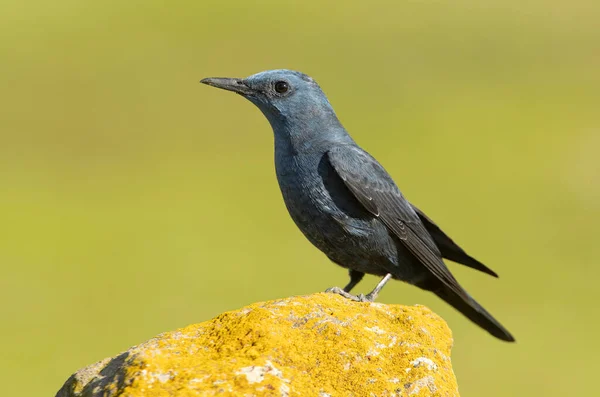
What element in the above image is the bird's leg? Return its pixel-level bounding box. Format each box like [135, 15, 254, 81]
[344, 270, 365, 293]
[326, 271, 391, 303]
[324, 270, 365, 301]
[357, 273, 393, 302]
[325, 270, 365, 302]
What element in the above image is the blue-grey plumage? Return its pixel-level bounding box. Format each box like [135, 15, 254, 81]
[201, 70, 514, 342]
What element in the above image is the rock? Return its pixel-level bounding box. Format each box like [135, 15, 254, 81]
[56, 293, 459, 396]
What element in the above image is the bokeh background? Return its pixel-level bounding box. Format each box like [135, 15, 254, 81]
[2, 0, 599, 395]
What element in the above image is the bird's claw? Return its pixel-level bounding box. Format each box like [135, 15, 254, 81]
[325, 286, 360, 301]
[357, 293, 376, 302]
[325, 287, 374, 302]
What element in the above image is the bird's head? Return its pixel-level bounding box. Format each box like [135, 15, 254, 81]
[201, 69, 341, 133]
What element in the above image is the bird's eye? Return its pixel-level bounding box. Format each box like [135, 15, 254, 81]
[274, 81, 289, 94]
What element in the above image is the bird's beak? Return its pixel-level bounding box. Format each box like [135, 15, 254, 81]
[200, 77, 254, 96]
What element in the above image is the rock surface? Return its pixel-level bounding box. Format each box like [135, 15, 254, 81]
[56, 293, 459, 396]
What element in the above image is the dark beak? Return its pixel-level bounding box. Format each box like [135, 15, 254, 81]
[200, 77, 254, 96]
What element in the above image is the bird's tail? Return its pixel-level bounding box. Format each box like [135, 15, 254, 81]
[432, 284, 515, 342]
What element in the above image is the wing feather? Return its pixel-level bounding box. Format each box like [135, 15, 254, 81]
[411, 204, 499, 277]
[327, 146, 470, 299]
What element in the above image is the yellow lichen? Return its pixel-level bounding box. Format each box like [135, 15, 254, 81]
[57, 293, 459, 397]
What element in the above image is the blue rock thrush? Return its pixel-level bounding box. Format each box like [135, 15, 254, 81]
[201, 70, 515, 342]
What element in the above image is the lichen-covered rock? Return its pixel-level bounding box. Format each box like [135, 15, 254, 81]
[56, 293, 459, 396]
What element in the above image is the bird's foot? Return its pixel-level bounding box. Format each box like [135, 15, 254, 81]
[325, 287, 374, 302]
[325, 286, 361, 301]
[357, 292, 377, 302]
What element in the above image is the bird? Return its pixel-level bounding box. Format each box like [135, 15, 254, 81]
[201, 70, 515, 342]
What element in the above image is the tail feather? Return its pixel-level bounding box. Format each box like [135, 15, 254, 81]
[433, 284, 515, 342]
[411, 204, 499, 278]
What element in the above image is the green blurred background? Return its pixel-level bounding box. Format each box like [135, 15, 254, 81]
[2, 0, 599, 395]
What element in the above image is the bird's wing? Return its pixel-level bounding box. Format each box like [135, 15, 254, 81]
[410, 204, 499, 277]
[327, 145, 467, 298]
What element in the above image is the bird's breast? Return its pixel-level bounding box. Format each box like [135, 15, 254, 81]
[275, 151, 330, 218]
